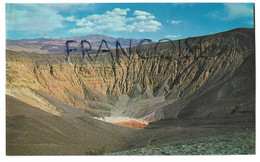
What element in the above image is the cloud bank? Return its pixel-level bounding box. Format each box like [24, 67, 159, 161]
[208, 3, 253, 20]
[6, 4, 64, 34]
[66, 8, 162, 35]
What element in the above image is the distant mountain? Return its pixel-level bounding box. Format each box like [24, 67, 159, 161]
[19, 38, 55, 42]
[6, 34, 147, 54]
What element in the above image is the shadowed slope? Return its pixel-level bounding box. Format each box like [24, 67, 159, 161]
[6, 95, 139, 155]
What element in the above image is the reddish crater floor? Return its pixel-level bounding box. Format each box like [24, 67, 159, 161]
[114, 120, 148, 129]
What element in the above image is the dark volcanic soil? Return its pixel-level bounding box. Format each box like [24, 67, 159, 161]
[6, 95, 255, 155]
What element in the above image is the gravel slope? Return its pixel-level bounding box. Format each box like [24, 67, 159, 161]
[109, 131, 255, 155]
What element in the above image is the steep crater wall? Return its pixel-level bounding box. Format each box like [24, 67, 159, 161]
[6, 28, 255, 122]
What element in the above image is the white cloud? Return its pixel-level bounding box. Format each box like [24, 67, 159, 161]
[67, 8, 162, 35]
[106, 8, 130, 16]
[6, 4, 64, 33]
[208, 3, 253, 20]
[76, 18, 95, 27]
[133, 10, 151, 16]
[69, 27, 97, 35]
[171, 20, 183, 24]
[131, 20, 162, 32]
[225, 3, 253, 19]
[136, 15, 155, 20]
[133, 10, 156, 20]
[64, 16, 77, 22]
[165, 34, 181, 38]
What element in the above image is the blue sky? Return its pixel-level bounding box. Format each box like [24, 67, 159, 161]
[6, 3, 254, 41]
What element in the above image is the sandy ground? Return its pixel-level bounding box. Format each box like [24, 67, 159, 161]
[93, 116, 147, 123]
[93, 116, 149, 129]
